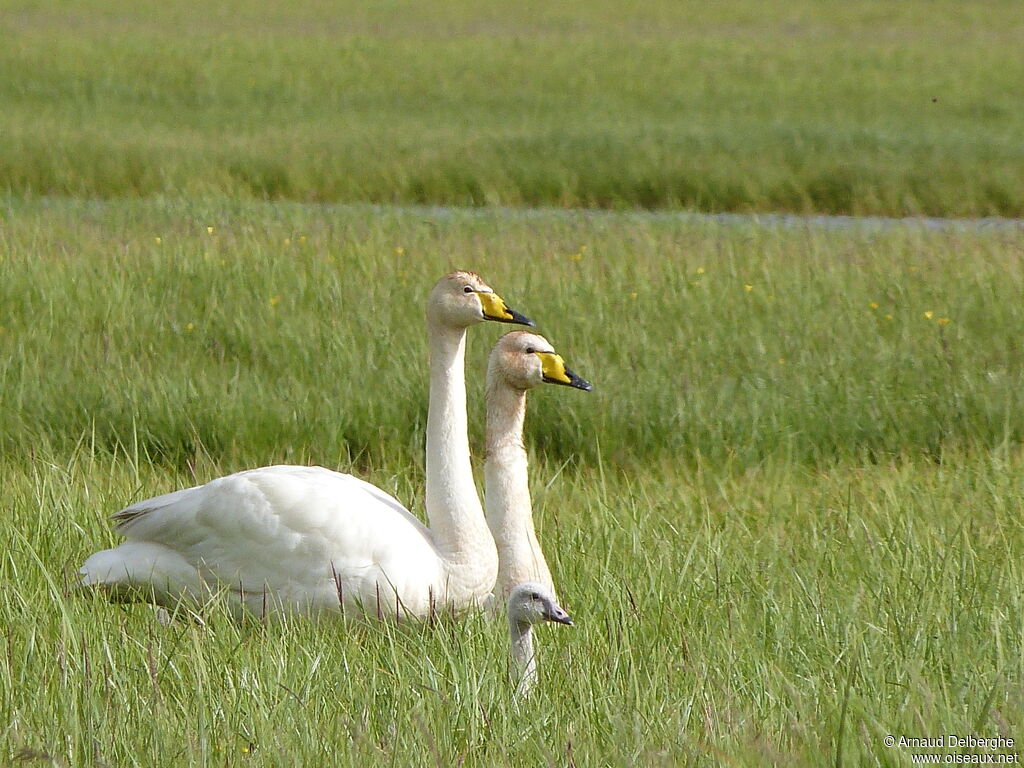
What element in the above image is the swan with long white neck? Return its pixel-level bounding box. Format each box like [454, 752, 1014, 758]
[484, 331, 592, 602]
[79, 272, 531, 618]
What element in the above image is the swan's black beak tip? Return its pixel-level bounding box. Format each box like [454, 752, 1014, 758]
[508, 309, 536, 327]
[565, 367, 592, 392]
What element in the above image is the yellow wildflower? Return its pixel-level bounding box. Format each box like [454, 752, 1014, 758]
[628, 292, 638, 299]
[885, 314, 893, 320]
[744, 284, 753, 292]
[869, 302, 879, 309]
[938, 317, 950, 325]
[206, 226, 214, 234]
[185, 322, 195, 331]
[696, 267, 705, 274]
[269, 295, 281, 308]
[154, 236, 162, 244]
[923, 311, 933, 320]
[395, 247, 405, 255]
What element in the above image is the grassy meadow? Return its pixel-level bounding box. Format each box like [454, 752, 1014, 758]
[2, 0, 1024, 763]
[1, 0, 1023, 216]
[1, 198, 1023, 765]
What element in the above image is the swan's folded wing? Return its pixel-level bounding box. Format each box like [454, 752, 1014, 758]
[103, 465, 438, 600]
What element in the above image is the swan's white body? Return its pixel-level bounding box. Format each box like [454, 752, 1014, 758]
[484, 332, 591, 602]
[80, 272, 532, 619]
[83, 466, 446, 616]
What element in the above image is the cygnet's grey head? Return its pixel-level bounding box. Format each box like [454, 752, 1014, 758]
[507, 581, 573, 627]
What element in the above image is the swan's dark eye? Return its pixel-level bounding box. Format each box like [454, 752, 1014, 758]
[463, 286, 473, 293]
[525, 347, 536, 354]
[530, 592, 541, 601]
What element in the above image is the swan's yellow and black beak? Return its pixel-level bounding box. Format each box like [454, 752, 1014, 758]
[535, 352, 593, 391]
[477, 291, 535, 326]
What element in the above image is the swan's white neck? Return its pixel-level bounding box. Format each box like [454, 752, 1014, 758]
[485, 383, 554, 601]
[510, 619, 537, 696]
[425, 321, 497, 594]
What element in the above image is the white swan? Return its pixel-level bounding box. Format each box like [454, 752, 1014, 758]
[484, 331, 591, 602]
[80, 271, 533, 619]
[507, 581, 573, 697]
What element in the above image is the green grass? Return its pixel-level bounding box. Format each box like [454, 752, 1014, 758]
[1, 0, 1023, 216]
[1, 198, 1023, 765]
[4, 445, 1023, 766]
[3, 197, 1024, 468]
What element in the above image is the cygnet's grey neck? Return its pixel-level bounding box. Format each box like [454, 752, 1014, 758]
[509, 619, 538, 695]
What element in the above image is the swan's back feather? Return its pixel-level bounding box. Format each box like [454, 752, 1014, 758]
[82, 465, 450, 616]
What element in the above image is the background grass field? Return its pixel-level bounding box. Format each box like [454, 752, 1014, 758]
[1, 199, 1023, 765]
[2, 0, 1024, 764]
[2, 0, 1023, 216]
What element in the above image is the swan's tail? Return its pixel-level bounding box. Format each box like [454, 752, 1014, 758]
[79, 542, 204, 604]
